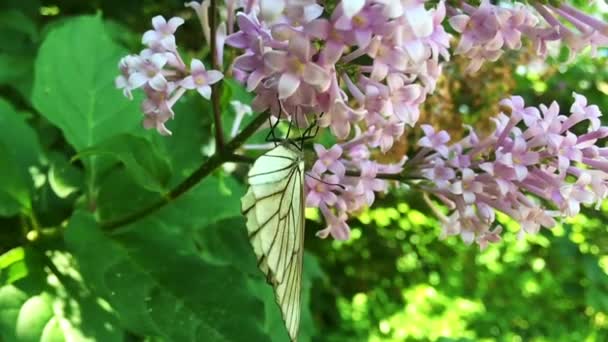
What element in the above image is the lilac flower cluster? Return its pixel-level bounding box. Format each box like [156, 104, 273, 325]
[226, 0, 449, 239]
[411, 94, 607, 249]
[117, 0, 608, 246]
[116, 15, 223, 135]
[449, 0, 608, 72]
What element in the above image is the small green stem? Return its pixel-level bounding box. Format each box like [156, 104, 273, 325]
[344, 170, 424, 182]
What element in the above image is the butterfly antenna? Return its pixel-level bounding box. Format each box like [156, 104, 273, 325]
[305, 173, 346, 190]
[265, 98, 284, 146]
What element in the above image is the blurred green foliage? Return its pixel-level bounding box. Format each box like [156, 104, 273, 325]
[0, 1, 607, 341]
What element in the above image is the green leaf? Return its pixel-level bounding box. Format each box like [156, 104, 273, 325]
[0, 247, 124, 342]
[0, 53, 34, 91]
[0, 7, 37, 97]
[76, 134, 172, 193]
[95, 168, 162, 222]
[31, 15, 141, 182]
[65, 211, 270, 342]
[47, 151, 84, 199]
[97, 171, 243, 226]
[0, 143, 31, 216]
[0, 10, 38, 44]
[150, 93, 213, 184]
[197, 217, 323, 342]
[0, 98, 41, 174]
[0, 248, 28, 285]
[0, 0, 40, 22]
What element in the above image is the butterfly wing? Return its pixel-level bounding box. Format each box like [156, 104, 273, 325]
[242, 145, 305, 342]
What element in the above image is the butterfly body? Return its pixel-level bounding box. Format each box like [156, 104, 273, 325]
[241, 143, 305, 342]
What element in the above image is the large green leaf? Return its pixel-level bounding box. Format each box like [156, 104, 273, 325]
[0, 143, 31, 216]
[0, 53, 34, 94]
[65, 211, 269, 342]
[76, 134, 172, 193]
[151, 93, 212, 184]
[0, 98, 41, 174]
[197, 217, 323, 342]
[0, 99, 40, 216]
[0, 247, 124, 342]
[31, 15, 141, 187]
[97, 169, 243, 227]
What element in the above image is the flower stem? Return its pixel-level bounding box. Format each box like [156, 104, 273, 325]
[209, 0, 225, 153]
[101, 111, 270, 231]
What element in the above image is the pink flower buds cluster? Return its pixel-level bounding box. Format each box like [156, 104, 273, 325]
[116, 15, 223, 135]
[410, 93, 607, 249]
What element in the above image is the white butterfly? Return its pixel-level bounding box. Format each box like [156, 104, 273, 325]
[241, 143, 305, 342]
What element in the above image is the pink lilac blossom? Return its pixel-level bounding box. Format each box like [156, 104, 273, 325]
[448, 0, 608, 72]
[115, 11, 223, 135]
[409, 94, 608, 249]
[118, 1, 608, 248]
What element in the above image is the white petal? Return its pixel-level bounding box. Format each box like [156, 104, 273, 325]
[150, 53, 168, 69]
[151, 15, 167, 30]
[142, 30, 159, 45]
[167, 17, 185, 32]
[180, 76, 196, 89]
[190, 58, 206, 73]
[405, 4, 433, 37]
[197, 85, 212, 99]
[149, 74, 167, 91]
[342, 0, 365, 18]
[206, 70, 224, 84]
[128, 72, 148, 89]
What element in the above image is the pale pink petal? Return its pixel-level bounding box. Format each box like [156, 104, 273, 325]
[289, 33, 311, 61]
[405, 4, 433, 37]
[190, 59, 206, 73]
[197, 85, 212, 99]
[128, 73, 148, 89]
[167, 17, 185, 32]
[149, 74, 167, 91]
[449, 15, 469, 32]
[302, 63, 330, 89]
[150, 53, 168, 69]
[303, 4, 324, 22]
[324, 192, 338, 206]
[312, 161, 327, 175]
[246, 70, 266, 91]
[329, 161, 345, 177]
[315, 227, 331, 238]
[322, 41, 345, 65]
[263, 51, 287, 72]
[306, 192, 321, 207]
[142, 30, 159, 45]
[180, 76, 197, 89]
[157, 122, 172, 136]
[278, 73, 301, 99]
[354, 29, 372, 48]
[160, 35, 177, 50]
[306, 19, 330, 39]
[206, 70, 224, 84]
[151, 15, 167, 30]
